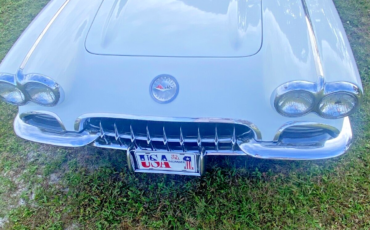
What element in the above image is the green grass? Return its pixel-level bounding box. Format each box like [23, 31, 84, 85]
[0, 0, 370, 229]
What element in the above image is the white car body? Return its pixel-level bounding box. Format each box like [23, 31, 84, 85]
[0, 0, 363, 176]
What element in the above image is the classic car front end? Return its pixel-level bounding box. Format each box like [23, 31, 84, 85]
[0, 0, 363, 176]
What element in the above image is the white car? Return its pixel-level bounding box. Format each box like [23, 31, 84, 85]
[0, 0, 363, 176]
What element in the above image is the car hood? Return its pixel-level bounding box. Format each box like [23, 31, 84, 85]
[1, 0, 361, 141]
[85, 0, 262, 57]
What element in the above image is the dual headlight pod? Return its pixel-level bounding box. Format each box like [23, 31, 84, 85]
[0, 73, 62, 107]
[0, 75, 26, 105]
[274, 81, 361, 119]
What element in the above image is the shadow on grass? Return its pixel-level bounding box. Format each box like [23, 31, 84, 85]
[65, 144, 340, 185]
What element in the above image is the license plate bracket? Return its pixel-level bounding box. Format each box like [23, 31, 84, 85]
[127, 149, 206, 176]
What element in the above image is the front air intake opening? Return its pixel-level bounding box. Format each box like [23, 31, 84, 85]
[278, 125, 338, 147]
[83, 118, 255, 153]
[21, 114, 65, 133]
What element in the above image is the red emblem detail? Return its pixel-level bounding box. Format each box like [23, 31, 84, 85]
[156, 85, 164, 90]
[183, 156, 194, 170]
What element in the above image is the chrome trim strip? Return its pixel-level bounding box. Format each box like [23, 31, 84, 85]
[301, 0, 324, 89]
[14, 0, 67, 106]
[14, 115, 98, 147]
[240, 117, 352, 160]
[19, 0, 71, 71]
[74, 113, 263, 141]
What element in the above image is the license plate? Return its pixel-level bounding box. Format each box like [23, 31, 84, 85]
[133, 151, 198, 174]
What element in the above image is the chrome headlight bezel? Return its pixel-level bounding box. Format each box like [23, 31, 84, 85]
[273, 81, 362, 119]
[0, 74, 27, 106]
[274, 81, 317, 117]
[318, 82, 362, 119]
[23, 74, 62, 107]
[0, 73, 63, 107]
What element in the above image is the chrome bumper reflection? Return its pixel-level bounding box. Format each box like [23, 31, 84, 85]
[239, 117, 352, 160]
[14, 115, 352, 160]
[14, 115, 99, 147]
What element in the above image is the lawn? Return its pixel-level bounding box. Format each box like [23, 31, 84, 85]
[0, 0, 369, 229]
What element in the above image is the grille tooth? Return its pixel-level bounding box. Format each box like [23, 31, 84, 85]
[231, 126, 236, 152]
[197, 127, 202, 149]
[114, 123, 123, 146]
[215, 126, 219, 152]
[180, 127, 186, 152]
[99, 122, 104, 138]
[99, 122, 108, 144]
[146, 126, 154, 150]
[130, 125, 138, 148]
[163, 126, 170, 151]
[114, 123, 119, 140]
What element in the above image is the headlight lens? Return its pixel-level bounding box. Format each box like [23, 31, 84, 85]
[318, 93, 357, 118]
[276, 90, 315, 117]
[0, 82, 25, 105]
[24, 82, 57, 106]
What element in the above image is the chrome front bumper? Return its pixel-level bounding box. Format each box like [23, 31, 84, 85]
[14, 115, 99, 147]
[14, 114, 353, 161]
[239, 116, 352, 160]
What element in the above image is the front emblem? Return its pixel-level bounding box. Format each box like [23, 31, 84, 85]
[150, 74, 179, 103]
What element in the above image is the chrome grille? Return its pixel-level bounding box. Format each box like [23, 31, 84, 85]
[83, 118, 253, 153]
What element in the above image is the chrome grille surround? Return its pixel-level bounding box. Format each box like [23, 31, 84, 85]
[82, 117, 254, 154]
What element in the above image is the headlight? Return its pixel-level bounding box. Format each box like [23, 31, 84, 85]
[0, 74, 26, 106]
[0, 73, 62, 107]
[318, 93, 358, 119]
[23, 74, 61, 106]
[24, 82, 58, 106]
[274, 81, 362, 119]
[0, 82, 26, 105]
[275, 90, 315, 117]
